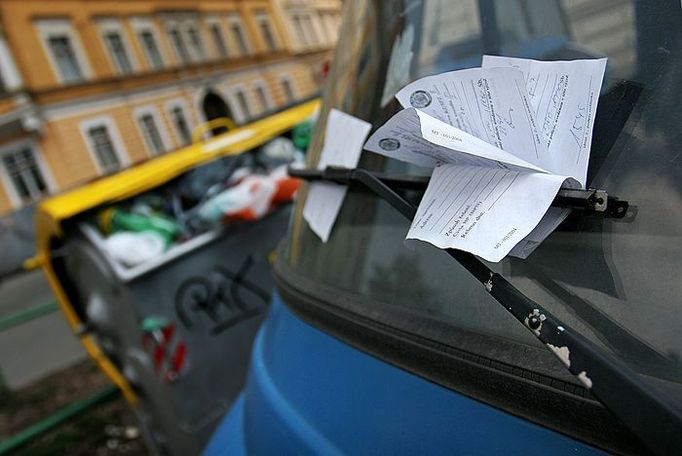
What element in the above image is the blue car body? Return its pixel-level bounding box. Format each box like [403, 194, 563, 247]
[204, 295, 600, 455]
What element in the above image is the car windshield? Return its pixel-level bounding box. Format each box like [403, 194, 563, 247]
[284, 0, 682, 387]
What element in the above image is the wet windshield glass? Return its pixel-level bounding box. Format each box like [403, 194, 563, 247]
[285, 0, 682, 384]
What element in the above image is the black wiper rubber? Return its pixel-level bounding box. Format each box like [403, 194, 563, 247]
[290, 165, 680, 455]
[290, 166, 629, 218]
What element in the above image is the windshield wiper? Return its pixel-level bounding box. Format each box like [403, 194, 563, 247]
[291, 166, 629, 218]
[290, 165, 680, 455]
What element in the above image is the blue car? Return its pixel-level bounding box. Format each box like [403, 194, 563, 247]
[206, 0, 682, 454]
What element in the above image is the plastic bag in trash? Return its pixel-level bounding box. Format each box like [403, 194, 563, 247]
[269, 165, 301, 204]
[175, 155, 248, 204]
[198, 175, 277, 223]
[99, 208, 181, 246]
[258, 137, 305, 169]
[226, 167, 253, 186]
[103, 231, 166, 267]
[262, 137, 297, 161]
[197, 164, 302, 223]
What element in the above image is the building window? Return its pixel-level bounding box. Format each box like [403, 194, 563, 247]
[255, 13, 277, 51]
[47, 36, 84, 82]
[169, 28, 190, 64]
[234, 89, 250, 119]
[87, 125, 121, 174]
[170, 106, 192, 145]
[138, 30, 164, 69]
[36, 19, 91, 84]
[2, 148, 48, 204]
[209, 23, 228, 58]
[138, 114, 166, 155]
[254, 84, 272, 112]
[228, 15, 249, 55]
[291, 15, 307, 46]
[186, 26, 205, 61]
[303, 15, 319, 46]
[103, 32, 133, 74]
[280, 77, 296, 104]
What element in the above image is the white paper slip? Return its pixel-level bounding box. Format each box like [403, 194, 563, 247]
[304, 182, 349, 243]
[303, 109, 372, 242]
[508, 207, 571, 259]
[408, 164, 569, 262]
[364, 107, 547, 174]
[482, 55, 607, 186]
[395, 67, 550, 171]
[482, 55, 606, 257]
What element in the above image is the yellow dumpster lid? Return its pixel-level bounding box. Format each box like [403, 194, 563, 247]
[35, 100, 319, 251]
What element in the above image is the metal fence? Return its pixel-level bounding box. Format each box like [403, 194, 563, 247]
[0, 290, 119, 455]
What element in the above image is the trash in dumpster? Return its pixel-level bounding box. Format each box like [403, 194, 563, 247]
[198, 165, 302, 223]
[261, 137, 304, 163]
[292, 117, 314, 151]
[99, 207, 182, 246]
[91, 134, 307, 268]
[103, 231, 167, 267]
[270, 164, 302, 204]
[198, 174, 277, 223]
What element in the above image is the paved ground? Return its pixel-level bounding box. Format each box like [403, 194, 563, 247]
[0, 270, 86, 389]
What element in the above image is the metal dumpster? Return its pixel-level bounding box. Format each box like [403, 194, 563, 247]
[63, 204, 290, 454]
[33, 100, 319, 455]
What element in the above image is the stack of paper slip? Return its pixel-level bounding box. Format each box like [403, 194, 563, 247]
[364, 56, 607, 262]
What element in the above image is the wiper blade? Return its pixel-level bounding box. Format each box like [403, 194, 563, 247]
[290, 165, 680, 455]
[290, 166, 629, 218]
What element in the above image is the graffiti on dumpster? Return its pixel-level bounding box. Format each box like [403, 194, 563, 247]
[174, 256, 269, 335]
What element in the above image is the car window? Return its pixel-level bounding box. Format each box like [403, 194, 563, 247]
[285, 0, 682, 384]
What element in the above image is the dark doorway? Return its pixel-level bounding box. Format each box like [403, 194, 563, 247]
[201, 90, 233, 135]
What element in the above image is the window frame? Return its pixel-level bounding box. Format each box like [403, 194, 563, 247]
[183, 22, 206, 62]
[253, 80, 274, 113]
[133, 105, 171, 156]
[205, 16, 228, 59]
[102, 31, 134, 74]
[291, 14, 308, 47]
[279, 75, 297, 104]
[35, 18, 93, 84]
[165, 99, 194, 146]
[303, 14, 320, 47]
[166, 23, 191, 65]
[231, 85, 252, 121]
[130, 17, 166, 70]
[227, 13, 251, 56]
[79, 116, 130, 175]
[96, 18, 138, 75]
[0, 139, 56, 209]
[138, 29, 164, 69]
[254, 11, 279, 52]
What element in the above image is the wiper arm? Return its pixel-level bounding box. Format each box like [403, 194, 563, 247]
[291, 166, 629, 218]
[290, 166, 680, 455]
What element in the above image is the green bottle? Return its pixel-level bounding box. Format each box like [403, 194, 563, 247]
[292, 120, 313, 151]
[99, 208, 181, 246]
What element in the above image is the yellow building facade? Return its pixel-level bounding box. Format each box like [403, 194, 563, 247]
[0, 0, 341, 215]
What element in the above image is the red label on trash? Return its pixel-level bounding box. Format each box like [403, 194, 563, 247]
[143, 323, 189, 382]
